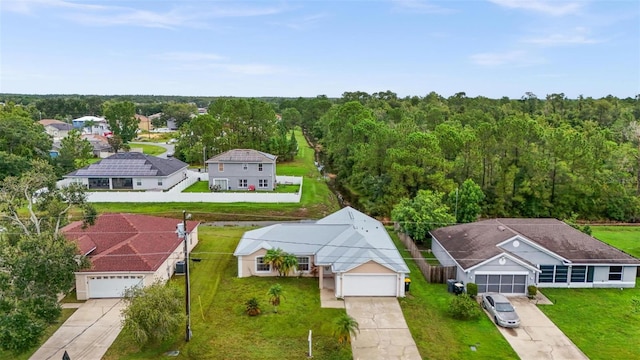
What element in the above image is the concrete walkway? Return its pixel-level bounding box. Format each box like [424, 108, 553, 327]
[490, 297, 588, 360]
[345, 297, 421, 360]
[30, 299, 126, 360]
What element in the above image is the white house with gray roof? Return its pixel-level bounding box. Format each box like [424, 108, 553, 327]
[234, 207, 410, 297]
[64, 152, 189, 191]
[205, 149, 277, 191]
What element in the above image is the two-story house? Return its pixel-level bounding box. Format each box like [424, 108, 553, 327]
[38, 119, 74, 141]
[205, 149, 277, 191]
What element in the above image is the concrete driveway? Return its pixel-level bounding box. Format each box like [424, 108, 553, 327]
[489, 297, 588, 360]
[344, 297, 421, 360]
[30, 299, 126, 360]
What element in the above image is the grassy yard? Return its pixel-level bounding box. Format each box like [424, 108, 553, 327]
[129, 143, 166, 156]
[392, 232, 518, 359]
[91, 130, 339, 221]
[183, 181, 300, 194]
[104, 226, 351, 360]
[591, 226, 640, 258]
[538, 286, 640, 359]
[0, 308, 77, 360]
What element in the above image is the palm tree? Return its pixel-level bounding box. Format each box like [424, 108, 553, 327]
[263, 248, 285, 276]
[245, 297, 261, 316]
[267, 284, 284, 313]
[281, 254, 298, 277]
[333, 313, 360, 345]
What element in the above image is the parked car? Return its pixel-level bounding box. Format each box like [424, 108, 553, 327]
[481, 293, 520, 328]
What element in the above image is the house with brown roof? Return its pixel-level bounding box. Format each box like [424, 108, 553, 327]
[62, 214, 199, 300]
[205, 149, 277, 191]
[39, 119, 74, 140]
[430, 219, 640, 295]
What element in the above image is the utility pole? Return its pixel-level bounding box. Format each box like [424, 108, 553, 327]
[182, 210, 192, 342]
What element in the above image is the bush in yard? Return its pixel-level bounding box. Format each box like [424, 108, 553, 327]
[245, 297, 261, 316]
[466, 283, 478, 298]
[121, 281, 185, 346]
[333, 313, 360, 345]
[448, 294, 481, 320]
[528, 285, 538, 298]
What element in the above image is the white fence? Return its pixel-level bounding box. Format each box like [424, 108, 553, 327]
[64, 175, 303, 203]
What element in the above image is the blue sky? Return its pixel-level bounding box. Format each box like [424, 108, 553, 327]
[1, 0, 638, 99]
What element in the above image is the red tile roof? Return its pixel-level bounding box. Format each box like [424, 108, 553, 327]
[61, 214, 199, 273]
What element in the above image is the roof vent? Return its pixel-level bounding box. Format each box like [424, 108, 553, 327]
[498, 225, 506, 231]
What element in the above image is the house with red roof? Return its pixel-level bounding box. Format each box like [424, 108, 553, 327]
[62, 213, 199, 300]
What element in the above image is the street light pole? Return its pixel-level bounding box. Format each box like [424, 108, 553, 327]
[183, 210, 192, 342]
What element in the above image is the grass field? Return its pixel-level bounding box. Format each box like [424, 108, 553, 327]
[129, 143, 166, 156]
[183, 181, 300, 194]
[392, 232, 518, 360]
[539, 286, 640, 359]
[591, 226, 640, 258]
[103, 226, 351, 360]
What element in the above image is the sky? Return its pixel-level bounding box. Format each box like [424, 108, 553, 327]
[0, 0, 638, 99]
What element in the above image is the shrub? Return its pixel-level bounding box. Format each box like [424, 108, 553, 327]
[448, 294, 481, 320]
[466, 283, 478, 298]
[245, 297, 261, 316]
[527, 285, 538, 298]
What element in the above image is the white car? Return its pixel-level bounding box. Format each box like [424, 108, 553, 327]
[481, 293, 520, 328]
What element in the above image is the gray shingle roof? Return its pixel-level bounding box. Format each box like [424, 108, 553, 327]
[430, 218, 640, 269]
[234, 207, 409, 273]
[206, 149, 276, 163]
[65, 152, 188, 177]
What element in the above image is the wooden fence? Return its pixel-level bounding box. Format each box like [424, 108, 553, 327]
[397, 231, 456, 284]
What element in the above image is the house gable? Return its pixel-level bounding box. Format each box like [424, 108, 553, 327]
[497, 236, 566, 266]
[345, 260, 397, 274]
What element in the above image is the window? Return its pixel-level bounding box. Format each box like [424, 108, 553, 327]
[256, 257, 270, 272]
[570, 266, 586, 282]
[297, 257, 310, 272]
[554, 265, 568, 283]
[157, 179, 163, 186]
[218, 163, 224, 172]
[258, 163, 263, 172]
[609, 266, 623, 281]
[258, 179, 268, 188]
[539, 265, 555, 283]
[136, 179, 142, 186]
[238, 179, 248, 188]
[242, 163, 248, 171]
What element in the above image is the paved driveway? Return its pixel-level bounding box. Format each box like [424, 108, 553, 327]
[30, 299, 126, 360]
[489, 297, 588, 360]
[345, 297, 421, 360]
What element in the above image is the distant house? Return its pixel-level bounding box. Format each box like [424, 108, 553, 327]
[62, 214, 199, 300]
[205, 149, 277, 191]
[65, 152, 188, 190]
[135, 114, 153, 132]
[81, 134, 113, 157]
[39, 119, 73, 140]
[430, 219, 640, 295]
[234, 207, 410, 297]
[72, 116, 111, 136]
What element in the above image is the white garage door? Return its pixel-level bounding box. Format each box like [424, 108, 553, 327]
[475, 274, 527, 294]
[88, 275, 144, 298]
[342, 274, 398, 296]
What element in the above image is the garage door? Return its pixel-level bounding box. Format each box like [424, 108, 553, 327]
[476, 274, 526, 294]
[88, 275, 144, 298]
[342, 274, 397, 296]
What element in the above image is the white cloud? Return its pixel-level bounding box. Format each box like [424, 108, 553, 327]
[488, 0, 583, 16]
[277, 13, 329, 30]
[470, 50, 544, 66]
[522, 27, 603, 46]
[160, 52, 226, 62]
[392, 0, 455, 14]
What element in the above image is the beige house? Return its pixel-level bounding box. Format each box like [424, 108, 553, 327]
[62, 214, 199, 300]
[234, 207, 410, 297]
[39, 119, 74, 140]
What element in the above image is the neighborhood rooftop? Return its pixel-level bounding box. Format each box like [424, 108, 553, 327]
[206, 149, 277, 163]
[66, 152, 188, 177]
[430, 218, 640, 269]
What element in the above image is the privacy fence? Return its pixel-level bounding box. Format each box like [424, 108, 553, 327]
[396, 230, 456, 284]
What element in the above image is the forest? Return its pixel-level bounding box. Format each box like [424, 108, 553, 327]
[1, 91, 639, 222]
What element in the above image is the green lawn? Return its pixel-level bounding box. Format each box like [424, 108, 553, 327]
[0, 308, 77, 360]
[183, 181, 300, 194]
[392, 231, 517, 359]
[104, 226, 351, 360]
[591, 226, 640, 258]
[129, 143, 166, 156]
[538, 286, 640, 359]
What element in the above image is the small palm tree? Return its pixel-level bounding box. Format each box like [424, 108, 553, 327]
[281, 254, 298, 277]
[245, 297, 261, 316]
[333, 313, 360, 345]
[267, 284, 284, 313]
[263, 248, 285, 276]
